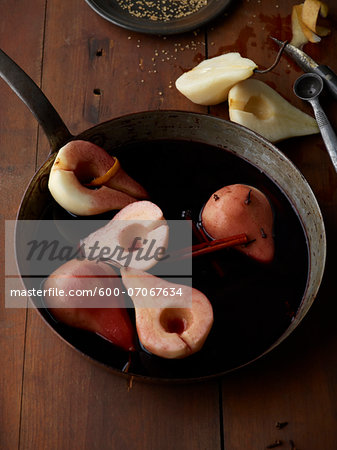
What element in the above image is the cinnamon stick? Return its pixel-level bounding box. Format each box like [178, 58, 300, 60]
[170, 233, 248, 261]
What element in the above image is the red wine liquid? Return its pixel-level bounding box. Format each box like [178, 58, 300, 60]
[36, 139, 309, 380]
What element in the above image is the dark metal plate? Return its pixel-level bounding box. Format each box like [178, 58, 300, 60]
[85, 0, 234, 35]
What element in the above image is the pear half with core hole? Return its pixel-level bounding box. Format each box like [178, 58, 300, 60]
[121, 267, 214, 359]
[48, 140, 148, 216]
[81, 201, 169, 271]
[175, 52, 257, 105]
[228, 79, 319, 142]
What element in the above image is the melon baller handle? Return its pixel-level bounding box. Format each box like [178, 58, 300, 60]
[294, 72, 337, 174]
[309, 97, 337, 173]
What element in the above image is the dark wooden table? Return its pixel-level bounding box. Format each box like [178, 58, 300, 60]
[1, 0, 337, 448]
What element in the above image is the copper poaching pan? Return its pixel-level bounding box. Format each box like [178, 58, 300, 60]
[0, 49, 326, 382]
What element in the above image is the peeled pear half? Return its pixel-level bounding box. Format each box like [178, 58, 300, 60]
[228, 79, 319, 143]
[175, 52, 257, 105]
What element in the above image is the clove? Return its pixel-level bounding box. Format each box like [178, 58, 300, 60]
[244, 189, 252, 205]
[275, 421, 288, 430]
[266, 440, 282, 449]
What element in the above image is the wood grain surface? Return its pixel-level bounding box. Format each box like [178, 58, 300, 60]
[0, 1, 46, 449]
[1, 0, 337, 449]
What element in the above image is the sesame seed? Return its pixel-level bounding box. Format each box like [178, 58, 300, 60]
[116, 0, 208, 21]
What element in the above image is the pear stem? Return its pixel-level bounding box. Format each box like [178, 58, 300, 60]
[254, 40, 288, 74]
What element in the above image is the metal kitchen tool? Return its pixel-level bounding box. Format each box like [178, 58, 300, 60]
[271, 37, 337, 101]
[294, 72, 337, 173]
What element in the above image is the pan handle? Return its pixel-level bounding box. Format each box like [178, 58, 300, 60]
[0, 48, 72, 153]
